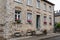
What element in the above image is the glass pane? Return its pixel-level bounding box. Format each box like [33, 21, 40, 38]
[27, 0, 32, 5]
[18, 15, 20, 20]
[37, 0, 40, 8]
[15, 10, 21, 21]
[27, 13, 32, 20]
[15, 15, 17, 20]
[44, 16, 46, 18]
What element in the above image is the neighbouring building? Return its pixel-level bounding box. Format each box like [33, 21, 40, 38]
[0, 0, 54, 39]
[55, 10, 60, 23]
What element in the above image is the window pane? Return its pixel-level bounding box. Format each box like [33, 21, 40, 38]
[37, 0, 40, 8]
[49, 6, 52, 11]
[27, 0, 32, 5]
[15, 10, 21, 21]
[15, 15, 17, 21]
[15, 0, 21, 3]
[44, 16, 46, 18]
[44, 16, 47, 22]
[44, 3, 46, 10]
[27, 13, 32, 20]
[18, 15, 20, 20]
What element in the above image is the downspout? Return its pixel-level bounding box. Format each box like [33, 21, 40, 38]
[53, 6, 56, 33]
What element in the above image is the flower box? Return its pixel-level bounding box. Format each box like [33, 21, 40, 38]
[44, 22, 47, 25]
[49, 23, 52, 25]
[16, 20, 21, 23]
[27, 20, 32, 24]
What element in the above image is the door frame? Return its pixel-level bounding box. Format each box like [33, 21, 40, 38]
[36, 15, 40, 30]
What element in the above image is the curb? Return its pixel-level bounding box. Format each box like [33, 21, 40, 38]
[39, 34, 60, 40]
[9, 36, 32, 40]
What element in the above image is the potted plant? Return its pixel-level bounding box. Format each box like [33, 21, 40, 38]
[43, 29, 47, 35]
[16, 20, 21, 23]
[15, 18, 21, 23]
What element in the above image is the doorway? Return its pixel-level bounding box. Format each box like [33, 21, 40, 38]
[36, 15, 40, 30]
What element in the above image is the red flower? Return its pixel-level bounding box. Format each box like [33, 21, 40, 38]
[16, 18, 20, 20]
[44, 22, 47, 25]
[49, 23, 52, 25]
[27, 20, 32, 22]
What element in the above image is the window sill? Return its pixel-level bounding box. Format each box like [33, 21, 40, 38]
[26, 22, 32, 25]
[26, 5, 33, 7]
[14, 1, 22, 4]
[13, 22, 23, 24]
[43, 10, 47, 12]
[49, 11, 52, 13]
[36, 8, 41, 10]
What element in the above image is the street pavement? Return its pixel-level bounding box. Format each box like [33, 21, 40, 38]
[13, 36, 60, 40]
[9, 33, 60, 40]
[41, 36, 60, 40]
[20, 36, 60, 40]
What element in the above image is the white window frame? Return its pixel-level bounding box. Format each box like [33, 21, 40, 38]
[49, 6, 52, 12]
[44, 16, 47, 22]
[27, 13, 32, 20]
[15, 0, 22, 3]
[27, 0, 32, 6]
[15, 10, 21, 21]
[49, 15, 52, 24]
[44, 3, 46, 10]
[36, 0, 40, 8]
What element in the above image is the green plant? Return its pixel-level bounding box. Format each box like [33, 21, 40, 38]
[56, 23, 60, 28]
[43, 29, 47, 35]
[16, 20, 21, 23]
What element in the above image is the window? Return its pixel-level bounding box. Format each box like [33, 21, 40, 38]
[27, 13, 32, 24]
[49, 16, 52, 25]
[44, 16, 47, 25]
[15, 10, 21, 21]
[44, 3, 46, 10]
[36, 0, 40, 8]
[49, 6, 52, 12]
[27, 0, 32, 6]
[15, 0, 22, 3]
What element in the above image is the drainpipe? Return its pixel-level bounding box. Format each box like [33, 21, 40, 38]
[53, 6, 56, 33]
[53, 11, 56, 33]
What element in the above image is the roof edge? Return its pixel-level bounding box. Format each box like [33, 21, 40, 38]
[42, 0, 55, 6]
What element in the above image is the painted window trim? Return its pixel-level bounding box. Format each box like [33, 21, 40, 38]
[15, 10, 21, 23]
[49, 16, 52, 25]
[27, 0, 32, 6]
[36, 0, 40, 9]
[44, 3, 47, 11]
[27, 12, 32, 24]
[44, 16, 47, 25]
[14, 0, 22, 4]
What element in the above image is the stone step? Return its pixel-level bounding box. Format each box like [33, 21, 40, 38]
[36, 31, 43, 35]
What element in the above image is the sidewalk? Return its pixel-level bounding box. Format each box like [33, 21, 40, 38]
[9, 33, 60, 40]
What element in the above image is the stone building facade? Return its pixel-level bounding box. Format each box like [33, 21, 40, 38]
[55, 11, 60, 23]
[0, 0, 54, 39]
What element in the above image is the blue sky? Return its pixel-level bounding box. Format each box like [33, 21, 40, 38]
[48, 0, 60, 11]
